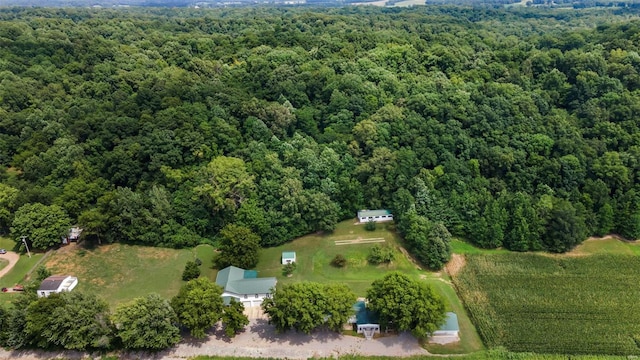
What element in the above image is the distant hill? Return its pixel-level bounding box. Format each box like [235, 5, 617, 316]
[1, 0, 193, 6]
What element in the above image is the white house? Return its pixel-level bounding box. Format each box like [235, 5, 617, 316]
[430, 312, 460, 344]
[357, 209, 393, 223]
[281, 251, 296, 265]
[216, 266, 277, 307]
[37, 275, 78, 298]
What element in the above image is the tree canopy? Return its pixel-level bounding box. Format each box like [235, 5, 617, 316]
[262, 282, 356, 334]
[112, 294, 181, 350]
[171, 277, 224, 339]
[11, 203, 70, 250]
[366, 272, 446, 338]
[2, 6, 640, 254]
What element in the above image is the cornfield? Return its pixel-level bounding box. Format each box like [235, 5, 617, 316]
[453, 253, 640, 355]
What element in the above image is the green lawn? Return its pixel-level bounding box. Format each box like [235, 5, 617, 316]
[573, 238, 640, 255]
[256, 220, 423, 296]
[42, 243, 216, 308]
[424, 278, 484, 354]
[0, 252, 45, 306]
[0, 236, 17, 251]
[0, 258, 7, 271]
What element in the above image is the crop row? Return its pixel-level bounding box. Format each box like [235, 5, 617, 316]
[452, 253, 640, 355]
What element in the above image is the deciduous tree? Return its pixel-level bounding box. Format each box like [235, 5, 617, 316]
[11, 203, 71, 250]
[262, 282, 356, 334]
[366, 272, 445, 338]
[171, 278, 224, 339]
[113, 294, 180, 350]
[217, 224, 260, 269]
[221, 299, 249, 338]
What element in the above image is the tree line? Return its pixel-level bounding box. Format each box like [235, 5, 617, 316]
[1, 7, 640, 266]
[0, 275, 249, 351]
[0, 271, 444, 351]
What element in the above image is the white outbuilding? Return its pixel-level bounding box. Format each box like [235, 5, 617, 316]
[357, 209, 393, 223]
[37, 275, 78, 298]
[281, 251, 296, 265]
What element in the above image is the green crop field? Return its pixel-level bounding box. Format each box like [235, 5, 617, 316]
[453, 253, 640, 355]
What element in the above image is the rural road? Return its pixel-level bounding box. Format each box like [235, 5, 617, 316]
[0, 251, 19, 279]
[0, 320, 431, 360]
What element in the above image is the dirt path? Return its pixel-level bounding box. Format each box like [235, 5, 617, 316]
[586, 234, 632, 242]
[0, 320, 431, 360]
[0, 251, 20, 279]
[445, 254, 466, 277]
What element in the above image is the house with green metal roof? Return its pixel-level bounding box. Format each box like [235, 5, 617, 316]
[357, 209, 393, 223]
[348, 300, 380, 340]
[216, 266, 277, 307]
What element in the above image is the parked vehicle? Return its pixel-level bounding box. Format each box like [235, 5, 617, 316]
[0, 249, 6, 254]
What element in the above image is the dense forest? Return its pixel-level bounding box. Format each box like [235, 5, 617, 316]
[2, 6, 640, 266]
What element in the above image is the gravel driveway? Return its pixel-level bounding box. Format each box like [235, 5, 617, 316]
[0, 251, 20, 279]
[0, 320, 431, 360]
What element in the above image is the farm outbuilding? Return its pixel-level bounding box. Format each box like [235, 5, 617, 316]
[37, 275, 78, 298]
[281, 251, 296, 265]
[430, 312, 460, 344]
[357, 209, 393, 223]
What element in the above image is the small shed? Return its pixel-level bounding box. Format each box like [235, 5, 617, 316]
[357, 209, 393, 223]
[281, 251, 296, 265]
[430, 312, 460, 344]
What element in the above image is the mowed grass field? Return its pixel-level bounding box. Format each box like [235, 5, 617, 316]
[256, 219, 484, 353]
[452, 242, 640, 355]
[42, 243, 216, 308]
[256, 220, 423, 296]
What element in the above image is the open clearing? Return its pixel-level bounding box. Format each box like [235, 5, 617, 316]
[257, 219, 484, 354]
[453, 251, 640, 355]
[42, 243, 216, 308]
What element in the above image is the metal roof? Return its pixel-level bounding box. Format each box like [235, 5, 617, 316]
[352, 300, 379, 325]
[439, 312, 459, 331]
[216, 266, 276, 295]
[38, 276, 68, 291]
[282, 251, 296, 259]
[357, 209, 392, 218]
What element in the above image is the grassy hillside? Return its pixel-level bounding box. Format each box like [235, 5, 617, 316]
[256, 219, 484, 353]
[42, 243, 216, 308]
[255, 220, 423, 296]
[453, 250, 640, 355]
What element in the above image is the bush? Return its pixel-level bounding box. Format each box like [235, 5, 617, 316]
[367, 245, 395, 265]
[182, 260, 200, 281]
[365, 220, 376, 231]
[35, 266, 52, 282]
[331, 254, 347, 268]
[282, 262, 297, 276]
